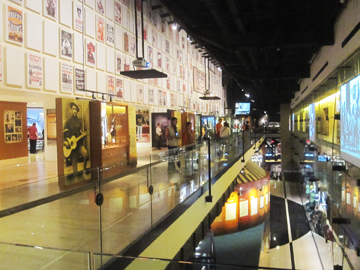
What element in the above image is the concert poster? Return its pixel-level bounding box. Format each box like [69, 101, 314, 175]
[27, 53, 43, 88]
[75, 68, 85, 94]
[149, 88, 154, 104]
[60, 98, 91, 185]
[7, 5, 23, 45]
[60, 30, 73, 60]
[137, 84, 144, 104]
[60, 63, 73, 94]
[96, 15, 105, 42]
[116, 78, 123, 100]
[96, 0, 104, 15]
[44, 0, 57, 20]
[73, 2, 83, 32]
[106, 21, 114, 46]
[114, 0, 122, 25]
[107, 75, 115, 95]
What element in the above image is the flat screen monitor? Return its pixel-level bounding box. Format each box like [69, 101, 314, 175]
[340, 75, 360, 167]
[235, 103, 250, 115]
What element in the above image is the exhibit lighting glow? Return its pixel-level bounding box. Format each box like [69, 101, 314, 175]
[251, 100, 255, 102]
[264, 111, 267, 114]
[218, 67, 222, 71]
[245, 93, 250, 98]
[172, 23, 177, 30]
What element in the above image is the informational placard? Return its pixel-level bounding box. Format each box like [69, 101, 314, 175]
[7, 5, 23, 45]
[251, 197, 258, 216]
[4, 110, 22, 143]
[60, 63, 73, 93]
[27, 53, 43, 88]
[239, 200, 248, 217]
[225, 203, 236, 221]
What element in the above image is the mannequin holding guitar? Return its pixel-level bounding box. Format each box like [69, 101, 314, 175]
[63, 102, 89, 178]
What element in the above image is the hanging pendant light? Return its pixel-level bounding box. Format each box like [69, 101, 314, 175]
[199, 58, 220, 100]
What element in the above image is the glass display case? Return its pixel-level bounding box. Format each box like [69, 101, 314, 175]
[201, 115, 216, 139]
[195, 114, 201, 141]
[101, 103, 128, 148]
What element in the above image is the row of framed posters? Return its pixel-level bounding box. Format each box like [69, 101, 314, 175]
[4, 110, 23, 143]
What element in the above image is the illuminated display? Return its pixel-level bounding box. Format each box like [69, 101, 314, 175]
[340, 76, 360, 167]
[235, 102, 250, 115]
[309, 103, 315, 142]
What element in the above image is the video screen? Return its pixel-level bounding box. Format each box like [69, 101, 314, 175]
[309, 103, 315, 142]
[340, 75, 360, 167]
[235, 103, 250, 115]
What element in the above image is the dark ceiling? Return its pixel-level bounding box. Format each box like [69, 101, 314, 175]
[157, 0, 345, 114]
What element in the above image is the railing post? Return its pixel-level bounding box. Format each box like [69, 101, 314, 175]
[205, 137, 213, 202]
[241, 130, 245, 162]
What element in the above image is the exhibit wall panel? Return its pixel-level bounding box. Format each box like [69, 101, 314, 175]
[0, 101, 28, 160]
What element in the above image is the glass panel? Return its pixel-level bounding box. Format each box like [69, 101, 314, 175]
[100, 166, 151, 254]
[0, 242, 90, 270]
[0, 167, 100, 211]
[94, 253, 278, 270]
[0, 180, 102, 254]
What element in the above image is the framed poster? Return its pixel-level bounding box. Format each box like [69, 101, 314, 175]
[75, 68, 85, 94]
[193, 67, 205, 94]
[116, 78, 123, 100]
[137, 84, 144, 104]
[129, 36, 135, 56]
[239, 200, 249, 217]
[27, 53, 43, 88]
[73, 2, 84, 32]
[60, 29, 73, 60]
[96, 15, 105, 42]
[149, 88, 154, 104]
[116, 53, 122, 73]
[6, 5, 23, 45]
[170, 93, 174, 107]
[124, 32, 129, 52]
[157, 51, 162, 68]
[44, 0, 57, 21]
[46, 109, 57, 144]
[162, 91, 167, 107]
[96, 0, 105, 15]
[106, 21, 114, 46]
[114, 0, 122, 25]
[107, 75, 115, 95]
[60, 62, 73, 93]
[4, 110, 22, 143]
[86, 40, 96, 66]
[158, 89, 162, 106]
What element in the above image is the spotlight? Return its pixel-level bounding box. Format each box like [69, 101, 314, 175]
[218, 67, 222, 71]
[245, 93, 250, 98]
[172, 23, 177, 31]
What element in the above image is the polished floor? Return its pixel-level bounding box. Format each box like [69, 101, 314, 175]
[0, 147, 352, 269]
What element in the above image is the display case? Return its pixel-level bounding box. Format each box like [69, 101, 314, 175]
[195, 114, 201, 141]
[201, 115, 216, 139]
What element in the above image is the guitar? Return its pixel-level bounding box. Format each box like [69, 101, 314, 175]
[63, 131, 88, 158]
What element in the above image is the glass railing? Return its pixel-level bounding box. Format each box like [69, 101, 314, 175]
[0, 242, 90, 270]
[0, 132, 264, 269]
[93, 253, 293, 270]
